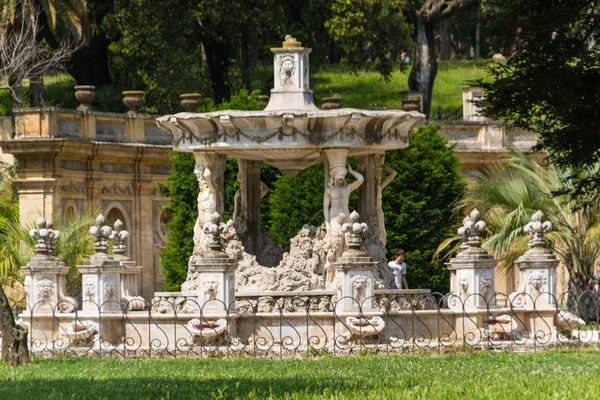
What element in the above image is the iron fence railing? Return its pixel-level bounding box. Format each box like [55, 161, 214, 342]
[8, 290, 600, 358]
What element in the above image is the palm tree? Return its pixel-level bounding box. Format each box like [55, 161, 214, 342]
[438, 151, 600, 294]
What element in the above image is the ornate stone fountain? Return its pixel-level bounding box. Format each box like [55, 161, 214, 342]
[157, 35, 425, 293]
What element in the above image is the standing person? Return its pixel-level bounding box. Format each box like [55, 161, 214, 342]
[388, 249, 408, 289]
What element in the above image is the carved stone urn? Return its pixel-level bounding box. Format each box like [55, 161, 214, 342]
[122, 91, 145, 114]
[74, 85, 95, 111]
[321, 96, 342, 110]
[180, 93, 201, 112]
[400, 91, 423, 112]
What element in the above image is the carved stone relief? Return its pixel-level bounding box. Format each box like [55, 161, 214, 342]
[350, 274, 368, 305]
[459, 273, 470, 298]
[60, 181, 86, 193]
[61, 160, 87, 171]
[84, 277, 96, 302]
[203, 275, 220, 300]
[103, 276, 118, 301]
[479, 270, 493, 300]
[101, 182, 133, 195]
[100, 163, 135, 174]
[37, 277, 55, 303]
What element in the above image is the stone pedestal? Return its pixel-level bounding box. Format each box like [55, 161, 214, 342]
[265, 35, 317, 112]
[509, 211, 558, 307]
[189, 213, 237, 315]
[23, 256, 77, 313]
[331, 211, 377, 313]
[78, 254, 124, 312]
[447, 209, 496, 310]
[23, 217, 77, 313]
[461, 85, 487, 121]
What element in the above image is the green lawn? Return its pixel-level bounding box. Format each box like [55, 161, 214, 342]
[1, 60, 490, 117]
[2, 350, 600, 399]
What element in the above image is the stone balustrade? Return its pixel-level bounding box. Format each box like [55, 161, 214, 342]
[6, 107, 170, 145]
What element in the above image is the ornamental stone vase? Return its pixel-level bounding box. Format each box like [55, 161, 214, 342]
[400, 91, 423, 113]
[321, 96, 342, 110]
[74, 85, 95, 111]
[122, 91, 145, 114]
[180, 93, 201, 112]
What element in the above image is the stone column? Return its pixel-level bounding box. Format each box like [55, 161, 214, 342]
[357, 153, 396, 287]
[447, 209, 496, 310]
[509, 211, 558, 307]
[332, 211, 378, 313]
[193, 213, 237, 314]
[77, 215, 125, 312]
[234, 158, 281, 267]
[236, 159, 262, 239]
[22, 218, 77, 313]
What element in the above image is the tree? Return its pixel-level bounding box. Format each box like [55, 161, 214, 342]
[475, 0, 600, 201]
[326, 0, 411, 78]
[267, 163, 325, 245]
[327, 0, 479, 118]
[0, 1, 77, 111]
[406, 0, 479, 117]
[382, 125, 465, 292]
[455, 151, 600, 294]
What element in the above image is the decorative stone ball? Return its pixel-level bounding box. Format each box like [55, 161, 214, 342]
[89, 226, 99, 237]
[100, 225, 113, 238]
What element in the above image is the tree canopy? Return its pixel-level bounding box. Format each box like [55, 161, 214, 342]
[476, 0, 600, 201]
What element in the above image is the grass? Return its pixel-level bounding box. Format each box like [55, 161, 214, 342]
[1, 60, 490, 117]
[1, 350, 600, 399]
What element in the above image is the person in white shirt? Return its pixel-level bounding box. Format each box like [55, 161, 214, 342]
[388, 249, 408, 289]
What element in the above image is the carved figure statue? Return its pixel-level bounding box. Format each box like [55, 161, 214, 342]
[195, 164, 217, 226]
[323, 158, 364, 285]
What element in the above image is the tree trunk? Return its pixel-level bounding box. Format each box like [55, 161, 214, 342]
[408, 16, 437, 118]
[29, 77, 44, 107]
[203, 40, 231, 103]
[240, 29, 251, 91]
[474, 3, 480, 61]
[440, 20, 452, 60]
[0, 285, 30, 365]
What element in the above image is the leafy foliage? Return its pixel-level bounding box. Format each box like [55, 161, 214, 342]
[475, 0, 600, 201]
[105, 0, 210, 114]
[457, 151, 600, 292]
[382, 125, 465, 292]
[266, 163, 325, 245]
[326, 0, 411, 78]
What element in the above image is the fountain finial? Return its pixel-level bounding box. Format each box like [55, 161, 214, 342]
[283, 35, 301, 48]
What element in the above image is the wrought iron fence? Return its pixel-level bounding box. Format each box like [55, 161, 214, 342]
[8, 290, 600, 359]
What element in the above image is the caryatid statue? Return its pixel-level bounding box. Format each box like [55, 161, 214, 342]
[192, 153, 225, 251]
[323, 149, 364, 285]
